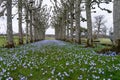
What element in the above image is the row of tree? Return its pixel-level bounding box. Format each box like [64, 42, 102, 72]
[51, 0, 120, 48]
[0, 0, 51, 47]
[0, 0, 120, 50]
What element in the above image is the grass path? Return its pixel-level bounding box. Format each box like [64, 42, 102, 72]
[0, 40, 120, 80]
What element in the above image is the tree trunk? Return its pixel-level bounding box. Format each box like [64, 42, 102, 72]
[55, 25, 59, 40]
[58, 20, 62, 40]
[35, 25, 39, 41]
[70, 1, 74, 41]
[18, 0, 23, 45]
[30, 10, 33, 42]
[59, 19, 62, 40]
[42, 29, 45, 40]
[6, 0, 14, 48]
[113, 0, 120, 52]
[55, 26, 58, 39]
[33, 11, 37, 42]
[86, 0, 93, 47]
[113, 0, 120, 44]
[66, 12, 70, 41]
[38, 24, 41, 40]
[61, 14, 66, 41]
[75, 0, 81, 44]
[36, 15, 40, 41]
[25, 7, 29, 43]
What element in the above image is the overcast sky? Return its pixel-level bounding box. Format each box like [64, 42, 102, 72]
[0, 0, 113, 34]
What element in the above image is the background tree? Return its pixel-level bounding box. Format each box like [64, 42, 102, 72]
[0, 0, 50, 47]
[109, 27, 113, 34]
[0, 0, 6, 17]
[102, 26, 107, 36]
[93, 15, 107, 38]
[23, 0, 49, 43]
[50, 0, 112, 45]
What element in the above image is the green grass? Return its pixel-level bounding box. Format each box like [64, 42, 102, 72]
[45, 37, 55, 40]
[0, 36, 6, 47]
[0, 36, 112, 47]
[0, 36, 55, 47]
[98, 38, 112, 45]
[0, 36, 27, 47]
[0, 42, 120, 80]
[81, 38, 112, 46]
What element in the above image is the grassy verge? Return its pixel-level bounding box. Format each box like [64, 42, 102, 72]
[0, 42, 120, 80]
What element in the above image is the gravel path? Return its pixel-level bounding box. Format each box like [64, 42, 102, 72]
[31, 40, 66, 47]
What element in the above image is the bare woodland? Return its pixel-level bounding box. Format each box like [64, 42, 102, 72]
[0, 0, 120, 50]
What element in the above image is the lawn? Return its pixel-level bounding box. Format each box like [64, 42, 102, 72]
[0, 35, 112, 47]
[0, 36, 55, 47]
[0, 36, 27, 47]
[81, 38, 112, 46]
[0, 36, 6, 47]
[0, 41, 120, 80]
[98, 38, 112, 45]
[45, 36, 55, 40]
